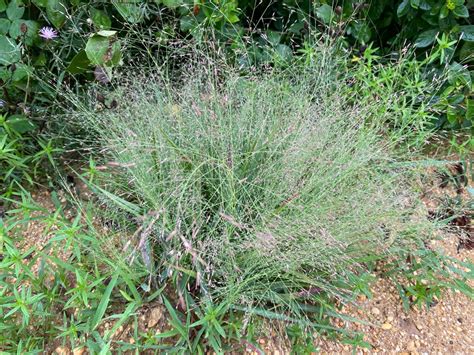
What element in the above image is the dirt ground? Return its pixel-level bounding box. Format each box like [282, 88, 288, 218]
[314, 236, 473, 354]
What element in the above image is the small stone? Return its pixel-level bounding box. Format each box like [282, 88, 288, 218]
[381, 323, 392, 330]
[372, 307, 381, 316]
[54, 347, 68, 355]
[113, 325, 124, 337]
[148, 307, 163, 328]
[456, 326, 462, 332]
[406, 341, 416, 352]
[387, 315, 394, 322]
[258, 339, 266, 345]
[415, 323, 423, 331]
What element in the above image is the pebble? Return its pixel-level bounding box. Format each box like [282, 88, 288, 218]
[387, 315, 394, 322]
[381, 323, 393, 330]
[147, 307, 163, 328]
[372, 307, 381, 316]
[407, 340, 416, 352]
[54, 347, 68, 355]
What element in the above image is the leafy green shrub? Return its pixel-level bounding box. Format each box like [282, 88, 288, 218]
[3, 0, 469, 132]
[344, 44, 437, 144]
[334, 0, 474, 128]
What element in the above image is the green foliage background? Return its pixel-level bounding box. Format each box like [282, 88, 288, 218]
[0, 0, 473, 193]
[1, 0, 473, 128]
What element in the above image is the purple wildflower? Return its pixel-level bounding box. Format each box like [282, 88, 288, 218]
[39, 27, 58, 40]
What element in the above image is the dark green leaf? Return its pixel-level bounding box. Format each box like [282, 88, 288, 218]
[85, 35, 109, 65]
[367, 0, 386, 19]
[66, 50, 90, 73]
[9, 20, 40, 45]
[112, 0, 143, 23]
[91, 8, 111, 30]
[448, 62, 471, 87]
[414, 29, 438, 48]
[180, 16, 197, 32]
[397, 0, 410, 17]
[439, 5, 449, 18]
[274, 44, 292, 63]
[460, 25, 474, 41]
[459, 42, 474, 61]
[85, 34, 121, 66]
[34, 52, 47, 66]
[266, 30, 281, 46]
[316, 4, 334, 24]
[0, 0, 6, 12]
[6, 0, 24, 20]
[448, 93, 465, 105]
[12, 63, 32, 82]
[419, 0, 431, 10]
[6, 115, 37, 133]
[0, 67, 9, 81]
[46, 0, 66, 28]
[0, 19, 10, 35]
[410, 0, 420, 8]
[466, 99, 474, 121]
[0, 36, 21, 65]
[446, 107, 459, 124]
[348, 23, 372, 43]
[453, 5, 469, 17]
[162, 0, 182, 9]
[31, 0, 48, 7]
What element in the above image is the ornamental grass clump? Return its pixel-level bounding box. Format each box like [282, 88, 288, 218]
[71, 55, 435, 323]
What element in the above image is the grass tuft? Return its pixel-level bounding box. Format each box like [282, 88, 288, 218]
[62, 46, 451, 345]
